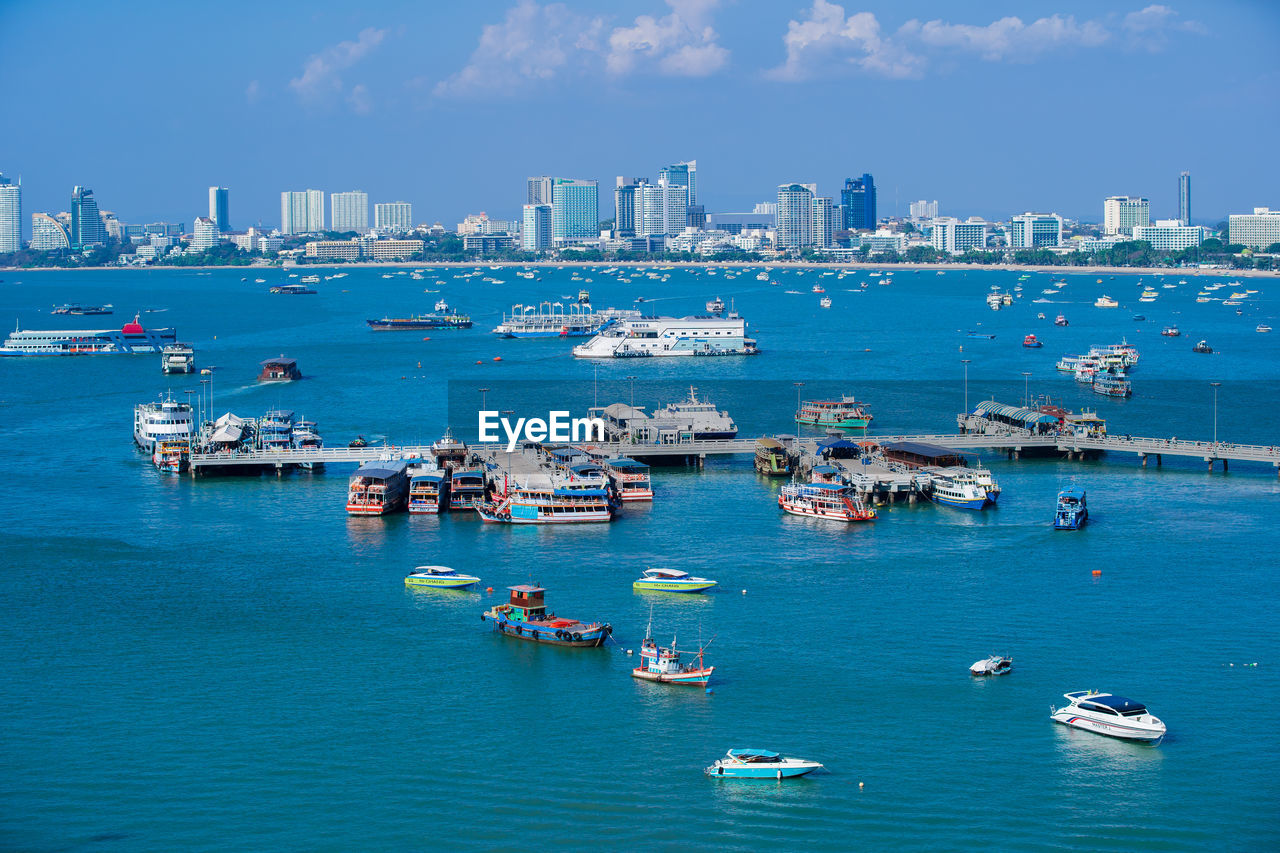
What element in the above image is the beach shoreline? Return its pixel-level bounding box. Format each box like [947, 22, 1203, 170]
[3, 259, 1276, 278]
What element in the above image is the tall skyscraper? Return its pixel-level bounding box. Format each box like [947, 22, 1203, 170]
[841, 174, 876, 231]
[522, 203, 552, 251]
[614, 177, 643, 236]
[0, 173, 20, 252]
[659, 161, 697, 207]
[208, 187, 230, 232]
[551, 178, 598, 246]
[331, 191, 369, 232]
[527, 176, 554, 206]
[70, 186, 106, 248]
[281, 190, 325, 234]
[374, 202, 413, 232]
[776, 184, 815, 249]
[1178, 171, 1191, 225]
[1103, 196, 1150, 236]
[637, 179, 688, 238]
[811, 196, 835, 248]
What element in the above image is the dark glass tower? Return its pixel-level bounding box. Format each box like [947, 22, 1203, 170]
[1178, 171, 1191, 225]
[841, 173, 877, 231]
[71, 186, 106, 248]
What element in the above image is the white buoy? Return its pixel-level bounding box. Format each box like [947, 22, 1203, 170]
[741, 589, 747, 595]
[626, 649, 633, 656]
[859, 782, 864, 789]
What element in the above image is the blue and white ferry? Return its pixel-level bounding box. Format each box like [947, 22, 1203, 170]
[2, 314, 176, 356]
[572, 315, 759, 358]
[926, 473, 989, 510]
[1054, 487, 1088, 530]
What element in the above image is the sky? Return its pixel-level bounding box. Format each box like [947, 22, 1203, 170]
[2, 0, 1278, 233]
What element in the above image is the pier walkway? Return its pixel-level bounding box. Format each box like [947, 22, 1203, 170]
[187, 433, 1280, 475]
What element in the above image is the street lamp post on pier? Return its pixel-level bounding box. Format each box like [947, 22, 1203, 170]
[793, 382, 805, 418]
[626, 375, 636, 409]
[479, 387, 490, 413]
[961, 360, 971, 414]
[1021, 371, 1032, 408]
[1211, 382, 1221, 444]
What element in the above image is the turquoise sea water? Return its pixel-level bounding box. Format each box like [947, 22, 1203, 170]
[1, 265, 1278, 851]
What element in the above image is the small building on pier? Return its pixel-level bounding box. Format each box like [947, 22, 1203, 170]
[883, 441, 971, 469]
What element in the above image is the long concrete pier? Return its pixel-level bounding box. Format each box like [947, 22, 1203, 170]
[187, 433, 1280, 476]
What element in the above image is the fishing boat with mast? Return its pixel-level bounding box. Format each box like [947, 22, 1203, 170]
[632, 617, 715, 686]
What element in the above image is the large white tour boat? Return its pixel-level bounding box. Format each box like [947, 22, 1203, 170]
[572, 315, 758, 358]
[133, 393, 195, 452]
[2, 314, 177, 356]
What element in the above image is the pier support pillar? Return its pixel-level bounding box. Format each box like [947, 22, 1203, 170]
[1012, 447, 1021, 461]
[698, 453, 705, 470]
[1207, 459, 1214, 472]
[1156, 454, 1162, 467]
[1140, 453, 1147, 467]
[276, 463, 284, 477]
[908, 492, 917, 505]
[1223, 459, 1228, 473]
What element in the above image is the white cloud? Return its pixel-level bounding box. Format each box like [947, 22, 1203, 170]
[769, 2, 1205, 81]
[434, 1, 605, 96]
[289, 27, 387, 108]
[606, 0, 729, 77]
[347, 84, 373, 115]
[435, 0, 728, 97]
[245, 80, 261, 103]
[767, 0, 924, 81]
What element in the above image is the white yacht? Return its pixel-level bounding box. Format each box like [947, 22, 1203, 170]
[1051, 691, 1166, 742]
[1, 314, 177, 356]
[572, 315, 758, 358]
[133, 393, 195, 451]
[161, 343, 195, 374]
[1094, 295, 1119, 308]
[648, 387, 738, 439]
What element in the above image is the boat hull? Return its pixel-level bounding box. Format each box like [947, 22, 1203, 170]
[406, 577, 478, 589]
[796, 416, 871, 429]
[632, 666, 714, 685]
[930, 494, 987, 511]
[483, 613, 610, 646]
[706, 762, 822, 779]
[633, 580, 717, 593]
[1051, 711, 1165, 742]
[779, 500, 875, 522]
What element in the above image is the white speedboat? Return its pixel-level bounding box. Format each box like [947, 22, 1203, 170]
[404, 565, 481, 589]
[633, 567, 717, 594]
[706, 749, 823, 779]
[1094, 295, 1119, 308]
[970, 655, 1012, 676]
[1050, 691, 1166, 742]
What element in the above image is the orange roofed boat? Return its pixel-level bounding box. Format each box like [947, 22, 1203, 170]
[482, 585, 612, 647]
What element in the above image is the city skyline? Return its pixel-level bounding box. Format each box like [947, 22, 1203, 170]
[2, 1, 1277, 229]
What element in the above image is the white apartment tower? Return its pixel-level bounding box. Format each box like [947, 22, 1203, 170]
[374, 202, 413, 233]
[1103, 196, 1150, 236]
[330, 191, 369, 232]
[281, 189, 325, 234]
[776, 183, 816, 249]
[0, 173, 20, 252]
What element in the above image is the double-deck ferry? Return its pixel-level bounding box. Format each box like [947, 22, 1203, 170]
[2, 314, 176, 356]
[754, 438, 792, 476]
[407, 465, 449, 514]
[449, 467, 487, 510]
[925, 474, 989, 510]
[347, 460, 410, 515]
[603, 458, 653, 501]
[795, 396, 873, 429]
[477, 476, 616, 523]
[133, 393, 195, 452]
[152, 440, 189, 474]
[649, 387, 738, 439]
[778, 482, 876, 522]
[491, 302, 640, 337]
[1092, 369, 1132, 398]
[572, 315, 758, 358]
[482, 585, 612, 646]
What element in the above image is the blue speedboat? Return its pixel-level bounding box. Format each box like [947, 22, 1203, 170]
[705, 749, 823, 779]
[1054, 487, 1088, 530]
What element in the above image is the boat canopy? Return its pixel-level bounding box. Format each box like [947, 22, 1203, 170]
[413, 566, 455, 575]
[553, 487, 609, 497]
[728, 749, 781, 761]
[1059, 487, 1086, 500]
[643, 568, 690, 578]
[756, 437, 784, 450]
[354, 460, 409, 479]
[971, 400, 1060, 427]
[818, 438, 862, 457]
[802, 482, 847, 492]
[607, 457, 648, 469]
[1081, 693, 1146, 714]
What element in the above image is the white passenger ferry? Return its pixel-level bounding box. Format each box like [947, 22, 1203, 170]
[2, 314, 176, 356]
[572, 315, 758, 359]
[133, 393, 195, 452]
[492, 303, 640, 338]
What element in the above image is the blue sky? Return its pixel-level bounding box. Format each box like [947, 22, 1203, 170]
[3, 0, 1277, 231]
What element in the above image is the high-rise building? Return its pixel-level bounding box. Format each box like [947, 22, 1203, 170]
[811, 196, 835, 248]
[374, 202, 413, 233]
[930, 217, 989, 255]
[1227, 208, 1280, 249]
[31, 212, 70, 250]
[70, 186, 106, 248]
[527, 176, 554, 206]
[0, 173, 20, 252]
[1008, 213, 1063, 249]
[522, 203, 552, 251]
[909, 199, 938, 222]
[1103, 196, 1150, 236]
[550, 178, 598, 246]
[841, 174, 876, 231]
[1178, 171, 1191, 225]
[281, 190, 325, 234]
[1132, 220, 1207, 252]
[614, 177, 643, 236]
[659, 160, 697, 207]
[192, 216, 220, 250]
[776, 183, 815, 249]
[637, 179, 687, 238]
[208, 187, 230, 232]
[331, 191, 369, 232]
